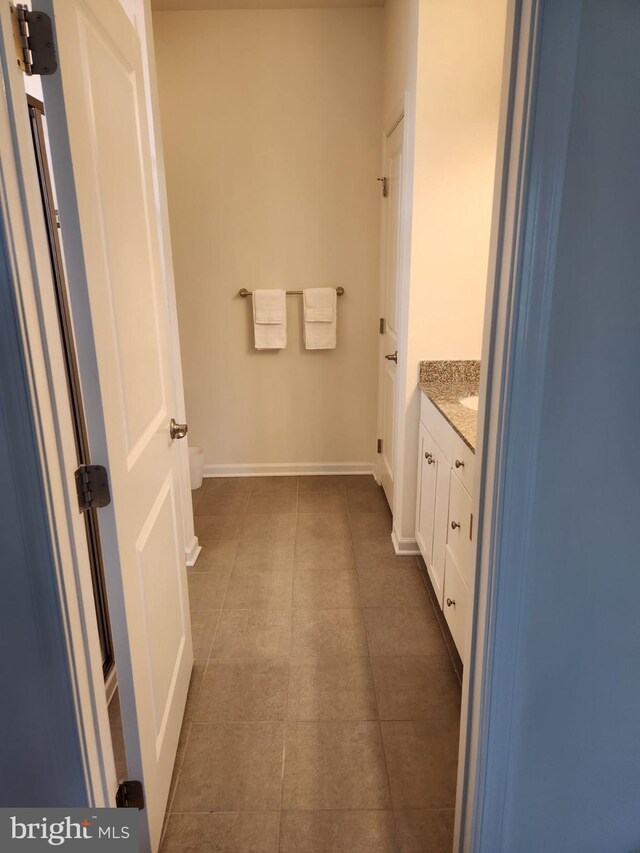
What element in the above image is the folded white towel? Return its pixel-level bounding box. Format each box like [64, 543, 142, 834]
[303, 288, 337, 350]
[252, 289, 287, 350]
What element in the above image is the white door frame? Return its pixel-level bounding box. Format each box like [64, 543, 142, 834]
[375, 99, 406, 496]
[455, 0, 582, 849]
[0, 1, 115, 806]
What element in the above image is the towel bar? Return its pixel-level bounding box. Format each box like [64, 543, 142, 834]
[239, 287, 344, 298]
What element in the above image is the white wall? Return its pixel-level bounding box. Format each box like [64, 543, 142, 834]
[393, 0, 507, 545]
[154, 9, 383, 474]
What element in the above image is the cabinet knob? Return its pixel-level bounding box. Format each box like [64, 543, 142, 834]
[424, 451, 432, 461]
[427, 456, 435, 465]
[451, 520, 461, 530]
[446, 597, 455, 607]
[455, 459, 464, 469]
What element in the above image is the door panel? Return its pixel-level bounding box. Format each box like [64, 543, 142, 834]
[378, 117, 404, 508]
[40, 1, 192, 848]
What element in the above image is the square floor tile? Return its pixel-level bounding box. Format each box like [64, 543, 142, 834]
[188, 570, 231, 611]
[235, 538, 295, 569]
[241, 514, 296, 542]
[194, 659, 288, 722]
[296, 513, 351, 543]
[297, 491, 348, 514]
[292, 609, 368, 658]
[347, 488, 390, 513]
[211, 610, 291, 659]
[201, 477, 254, 496]
[381, 720, 459, 808]
[393, 809, 455, 853]
[195, 491, 250, 517]
[190, 610, 218, 660]
[248, 476, 298, 494]
[183, 660, 207, 724]
[287, 656, 377, 720]
[357, 564, 430, 609]
[172, 722, 284, 812]
[194, 540, 239, 573]
[195, 515, 244, 540]
[282, 721, 390, 809]
[292, 570, 360, 609]
[294, 538, 356, 572]
[161, 813, 280, 853]
[247, 492, 298, 515]
[371, 656, 461, 720]
[353, 539, 418, 569]
[279, 810, 397, 853]
[349, 512, 393, 541]
[344, 475, 381, 492]
[364, 608, 441, 656]
[298, 475, 348, 492]
[223, 564, 294, 610]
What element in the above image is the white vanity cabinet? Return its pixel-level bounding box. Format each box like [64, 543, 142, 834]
[416, 393, 475, 662]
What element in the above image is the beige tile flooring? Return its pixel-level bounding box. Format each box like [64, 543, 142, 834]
[162, 475, 461, 852]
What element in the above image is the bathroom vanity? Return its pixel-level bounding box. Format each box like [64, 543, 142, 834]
[416, 362, 480, 664]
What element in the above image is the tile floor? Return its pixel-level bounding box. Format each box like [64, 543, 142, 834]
[162, 474, 461, 852]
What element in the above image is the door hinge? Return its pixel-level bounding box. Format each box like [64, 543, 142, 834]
[116, 780, 145, 810]
[74, 464, 111, 513]
[379, 318, 385, 334]
[377, 176, 389, 198]
[10, 4, 57, 76]
[377, 439, 383, 454]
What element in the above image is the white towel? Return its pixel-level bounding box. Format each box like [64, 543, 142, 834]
[252, 289, 287, 349]
[303, 288, 337, 350]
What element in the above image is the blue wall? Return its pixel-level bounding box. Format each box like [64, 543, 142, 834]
[502, 2, 640, 850]
[0, 206, 87, 806]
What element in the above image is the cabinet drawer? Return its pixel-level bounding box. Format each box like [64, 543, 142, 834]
[420, 393, 453, 461]
[443, 546, 469, 663]
[447, 471, 474, 585]
[416, 423, 450, 605]
[451, 433, 475, 494]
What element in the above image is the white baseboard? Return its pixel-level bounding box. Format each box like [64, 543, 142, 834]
[203, 461, 376, 479]
[185, 535, 202, 567]
[392, 528, 420, 556]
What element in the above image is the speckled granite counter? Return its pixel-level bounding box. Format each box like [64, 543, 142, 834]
[419, 361, 481, 452]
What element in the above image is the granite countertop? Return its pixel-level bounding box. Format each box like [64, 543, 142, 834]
[418, 361, 481, 452]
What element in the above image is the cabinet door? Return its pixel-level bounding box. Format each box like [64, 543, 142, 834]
[416, 424, 449, 605]
[416, 423, 437, 569]
[443, 546, 470, 664]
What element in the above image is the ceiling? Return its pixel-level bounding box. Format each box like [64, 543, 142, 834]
[151, 0, 384, 10]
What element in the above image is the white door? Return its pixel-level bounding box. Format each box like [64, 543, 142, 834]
[36, 2, 192, 848]
[377, 116, 404, 508]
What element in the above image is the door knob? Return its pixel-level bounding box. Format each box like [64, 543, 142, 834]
[384, 351, 398, 363]
[424, 452, 432, 461]
[455, 459, 464, 469]
[451, 520, 461, 530]
[170, 418, 188, 440]
[446, 597, 455, 607]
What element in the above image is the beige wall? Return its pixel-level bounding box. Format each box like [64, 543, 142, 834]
[383, 0, 416, 121]
[408, 0, 507, 363]
[393, 0, 507, 542]
[154, 9, 383, 472]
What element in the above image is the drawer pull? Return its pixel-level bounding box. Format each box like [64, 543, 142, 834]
[455, 459, 464, 469]
[446, 597, 456, 607]
[451, 520, 461, 530]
